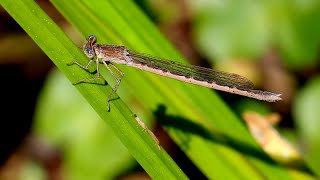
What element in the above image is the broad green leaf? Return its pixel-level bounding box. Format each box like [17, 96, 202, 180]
[294, 76, 320, 176]
[51, 0, 297, 179]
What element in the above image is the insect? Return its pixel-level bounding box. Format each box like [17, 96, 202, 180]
[68, 35, 281, 111]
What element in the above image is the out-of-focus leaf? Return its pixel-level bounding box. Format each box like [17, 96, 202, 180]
[192, 1, 269, 61]
[191, 0, 320, 69]
[294, 76, 320, 176]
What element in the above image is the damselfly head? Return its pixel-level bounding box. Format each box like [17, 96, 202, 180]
[83, 35, 97, 59]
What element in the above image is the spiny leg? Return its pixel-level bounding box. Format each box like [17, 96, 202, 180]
[72, 59, 103, 85]
[109, 63, 124, 93]
[103, 61, 124, 111]
[67, 59, 95, 73]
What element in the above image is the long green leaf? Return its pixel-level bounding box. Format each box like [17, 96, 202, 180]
[50, 0, 297, 179]
[0, 0, 187, 179]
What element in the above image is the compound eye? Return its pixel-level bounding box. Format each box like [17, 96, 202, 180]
[83, 46, 95, 58]
[87, 49, 93, 54]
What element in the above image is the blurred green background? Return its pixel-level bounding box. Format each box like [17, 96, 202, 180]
[0, 0, 319, 179]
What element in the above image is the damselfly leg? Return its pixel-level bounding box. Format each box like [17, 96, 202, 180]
[103, 62, 124, 111]
[67, 58, 102, 85]
[68, 58, 124, 111]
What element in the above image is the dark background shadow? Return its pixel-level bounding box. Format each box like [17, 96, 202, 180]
[153, 104, 313, 174]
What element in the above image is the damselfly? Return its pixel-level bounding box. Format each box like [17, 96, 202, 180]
[68, 35, 281, 111]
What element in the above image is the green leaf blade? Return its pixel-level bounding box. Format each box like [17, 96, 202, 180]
[0, 0, 187, 179]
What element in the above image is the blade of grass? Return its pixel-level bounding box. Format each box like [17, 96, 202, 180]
[0, 0, 187, 179]
[50, 0, 306, 179]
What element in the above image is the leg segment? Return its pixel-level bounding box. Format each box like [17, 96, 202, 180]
[67, 59, 95, 72]
[71, 59, 102, 85]
[102, 61, 124, 111]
